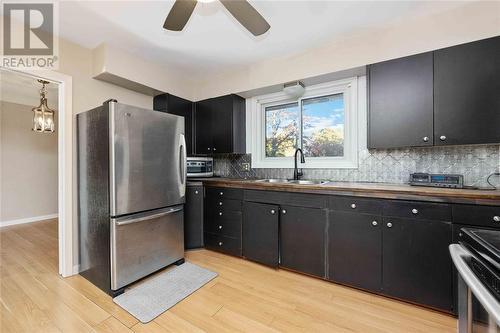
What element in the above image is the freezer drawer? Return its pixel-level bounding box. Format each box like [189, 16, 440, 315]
[110, 206, 184, 290]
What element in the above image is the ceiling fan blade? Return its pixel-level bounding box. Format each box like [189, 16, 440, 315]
[219, 0, 270, 36]
[163, 0, 198, 31]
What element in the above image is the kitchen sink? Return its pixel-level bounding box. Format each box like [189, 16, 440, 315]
[254, 178, 291, 183]
[287, 179, 330, 185]
[254, 179, 329, 185]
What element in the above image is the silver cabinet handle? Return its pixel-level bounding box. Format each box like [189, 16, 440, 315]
[207, 148, 211, 151]
[270, 209, 276, 215]
[219, 202, 223, 206]
[412, 208, 418, 214]
[219, 212, 223, 216]
[350, 203, 356, 209]
[372, 221, 378, 226]
[282, 209, 287, 214]
[494, 216, 500, 222]
[423, 136, 429, 142]
[439, 135, 447, 141]
[218, 225, 222, 230]
[195, 190, 199, 194]
[218, 241, 223, 246]
[219, 192, 223, 196]
[387, 222, 393, 228]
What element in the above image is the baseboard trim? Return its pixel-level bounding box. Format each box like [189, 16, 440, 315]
[73, 264, 80, 275]
[0, 214, 58, 228]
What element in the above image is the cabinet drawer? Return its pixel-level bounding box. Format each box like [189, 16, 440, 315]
[244, 190, 326, 209]
[453, 204, 500, 228]
[205, 212, 242, 238]
[206, 198, 242, 212]
[204, 233, 241, 257]
[206, 187, 243, 200]
[329, 196, 383, 215]
[384, 201, 451, 221]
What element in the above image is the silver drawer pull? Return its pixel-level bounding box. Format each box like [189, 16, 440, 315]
[219, 192, 223, 196]
[270, 209, 276, 215]
[218, 225, 223, 230]
[372, 221, 378, 226]
[423, 136, 429, 142]
[219, 212, 223, 216]
[387, 222, 393, 228]
[218, 241, 223, 246]
[439, 135, 447, 141]
[195, 190, 199, 194]
[494, 216, 500, 222]
[412, 208, 418, 214]
[219, 202, 223, 206]
[350, 203, 356, 209]
[282, 209, 287, 214]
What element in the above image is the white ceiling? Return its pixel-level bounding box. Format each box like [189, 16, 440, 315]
[59, 1, 468, 80]
[1, 70, 59, 107]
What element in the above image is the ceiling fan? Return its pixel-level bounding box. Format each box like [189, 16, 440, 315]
[163, 0, 270, 36]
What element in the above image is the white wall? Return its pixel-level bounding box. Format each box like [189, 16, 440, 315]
[194, 1, 500, 100]
[0, 101, 58, 223]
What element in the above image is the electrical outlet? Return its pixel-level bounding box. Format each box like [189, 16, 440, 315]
[241, 163, 250, 171]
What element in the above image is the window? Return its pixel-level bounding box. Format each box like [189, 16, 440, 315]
[249, 77, 360, 169]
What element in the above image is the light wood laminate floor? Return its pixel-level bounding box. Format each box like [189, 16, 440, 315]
[0, 219, 458, 332]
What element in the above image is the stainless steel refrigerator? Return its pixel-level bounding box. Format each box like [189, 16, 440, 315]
[77, 100, 186, 296]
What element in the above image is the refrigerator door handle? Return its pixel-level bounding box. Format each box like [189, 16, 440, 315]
[113, 206, 183, 226]
[179, 134, 187, 196]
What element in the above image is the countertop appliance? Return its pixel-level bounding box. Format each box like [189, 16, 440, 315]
[77, 100, 186, 297]
[450, 228, 500, 332]
[187, 156, 213, 178]
[409, 173, 464, 188]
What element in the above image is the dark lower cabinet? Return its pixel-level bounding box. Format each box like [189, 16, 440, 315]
[382, 217, 453, 311]
[280, 206, 327, 277]
[329, 211, 382, 291]
[242, 202, 279, 267]
[184, 184, 204, 249]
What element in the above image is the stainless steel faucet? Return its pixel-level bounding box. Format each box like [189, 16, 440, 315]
[293, 148, 305, 180]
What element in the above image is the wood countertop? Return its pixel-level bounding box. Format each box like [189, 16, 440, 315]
[189, 178, 500, 206]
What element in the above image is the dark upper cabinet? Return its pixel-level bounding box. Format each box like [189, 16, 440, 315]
[434, 36, 500, 146]
[242, 201, 279, 267]
[382, 217, 453, 311]
[153, 93, 195, 155]
[280, 206, 326, 278]
[194, 94, 246, 154]
[368, 36, 500, 149]
[184, 184, 204, 249]
[368, 52, 434, 148]
[329, 211, 382, 291]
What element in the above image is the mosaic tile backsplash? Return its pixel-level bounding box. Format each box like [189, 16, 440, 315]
[213, 145, 500, 188]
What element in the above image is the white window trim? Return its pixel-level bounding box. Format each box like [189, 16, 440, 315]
[247, 77, 359, 169]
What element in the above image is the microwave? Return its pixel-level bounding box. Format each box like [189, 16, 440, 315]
[186, 157, 213, 178]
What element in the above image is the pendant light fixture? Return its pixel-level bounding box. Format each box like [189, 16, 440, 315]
[32, 80, 56, 133]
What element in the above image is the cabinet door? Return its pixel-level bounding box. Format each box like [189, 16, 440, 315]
[382, 217, 452, 311]
[329, 211, 382, 292]
[280, 206, 326, 277]
[434, 36, 500, 145]
[194, 99, 214, 154]
[243, 202, 279, 267]
[368, 52, 434, 148]
[167, 94, 194, 156]
[211, 96, 233, 153]
[184, 185, 203, 249]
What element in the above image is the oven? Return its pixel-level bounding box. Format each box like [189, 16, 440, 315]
[187, 157, 213, 178]
[450, 228, 500, 333]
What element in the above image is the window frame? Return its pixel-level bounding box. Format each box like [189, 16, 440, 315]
[248, 77, 359, 169]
